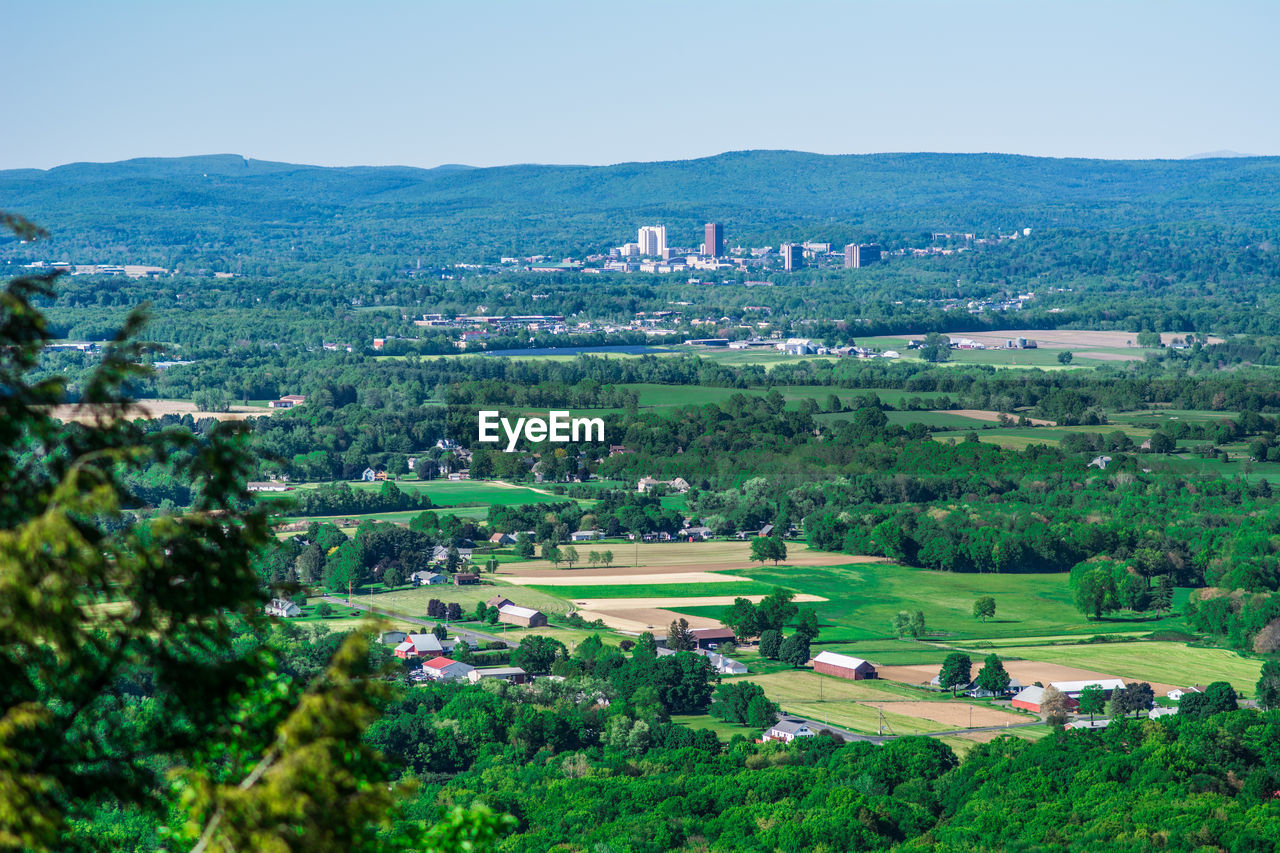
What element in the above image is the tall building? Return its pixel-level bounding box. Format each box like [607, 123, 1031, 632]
[844, 243, 882, 269]
[781, 243, 802, 271]
[637, 225, 666, 257]
[703, 223, 724, 258]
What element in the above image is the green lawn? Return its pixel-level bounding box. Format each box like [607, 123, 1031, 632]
[993, 641, 1265, 696]
[670, 713, 761, 741]
[353, 582, 574, 618]
[674, 561, 1185, 643]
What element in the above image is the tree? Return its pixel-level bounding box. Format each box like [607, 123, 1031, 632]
[511, 635, 567, 674]
[920, 332, 952, 363]
[1058, 350, 1074, 364]
[719, 597, 760, 640]
[1256, 661, 1280, 710]
[446, 602, 463, 621]
[1147, 432, 1176, 454]
[515, 533, 536, 559]
[587, 550, 601, 568]
[452, 639, 472, 664]
[974, 654, 1011, 695]
[908, 610, 926, 638]
[1152, 575, 1174, 613]
[382, 564, 403, 589]
[1073, 567, 1119, 619]
[0, 218, 513, 851]
[778, 634, 811, 669]
[432, 623, 448, 640]
[794, 609, 821, 642]
[602, 550, 614, 568]
[1040, 686, 1070, 725]
[446, 545, 461, 573]
[634, 631, 658, 660]
[756, 587, 798, 632]
[562, 545, 580, 568]
[474, 601, 489, 622]
[485, 556, 499, 574]
[543, 544, 561, 567]
[759, 629, 783, 660]
[891, 611, 911, 638]
[315, 602, 334, 618]
[1078, 684, 1106, 722]
[1114, 682, 1154, 717]
[938, 653, 972, 696]
[668, 618, 697, 651]
[1179, 692, 1211, 718]
[1204, 681, 1239, 714]
[750, 536, 787, 564]
[972, 595, 996, 622]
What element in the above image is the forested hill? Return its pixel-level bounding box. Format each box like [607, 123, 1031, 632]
[3, 150, 1280, 271]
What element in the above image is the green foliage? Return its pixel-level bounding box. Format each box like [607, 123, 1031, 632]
[972, 595, 996, 621]
[667, 618, 697, 652]
[719, 596, 760, 640]
[750, 535, 787, 564]
[1257, 661, 1280, 711]
[1077, 684, 1106, 720]
[758, 630, 782, 660]
[974, 654, 1011, 694]
[709, 681, 779, 728]
[938, 652, 972, 695]
[778, 634, 811, 669]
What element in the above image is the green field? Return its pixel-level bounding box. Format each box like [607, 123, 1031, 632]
[353, 582, 573, 618]
[674, 561, 1184, 643]
[670, 713, 761, 741]
[993, 641, 1265, 696]
[526, 581, 776, 601]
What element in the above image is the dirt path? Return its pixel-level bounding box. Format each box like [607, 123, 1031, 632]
[944, 409, 1057, 426]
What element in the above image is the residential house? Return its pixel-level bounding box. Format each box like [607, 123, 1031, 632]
[812, 651, 877, 680]
[763, 719, 816, 743]
[488, 532, 517, 546]
[269, 394, 307, 409]
[485, 595, 515, 610]
[1149, 706, 1179, 719]
[420, 656, 475, 681]
[668, 477, 691, 493]
[682, 526, 713, 541]
[454, 573, 480, 585]
[705, 653, 748, 675]
[498, 604, 548, 628]
[265, 598, 301, 618]
[410, 571, 445, 586]
[433, 545, 474, 562]
[247, 481, 292, 492]
[570, 529, 601, 542]
[1167, 686, 1203, 702]
[393, 633, 450, 659]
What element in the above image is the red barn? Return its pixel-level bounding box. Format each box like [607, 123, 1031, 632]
[812, 651, 877, 680]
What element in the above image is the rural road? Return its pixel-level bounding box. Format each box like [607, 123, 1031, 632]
[319, 595, 521, 649]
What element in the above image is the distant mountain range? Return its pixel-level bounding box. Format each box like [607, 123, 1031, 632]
[3, 150, 1279, 270]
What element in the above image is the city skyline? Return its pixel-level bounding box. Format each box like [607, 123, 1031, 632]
[5, 1, 1279, 171]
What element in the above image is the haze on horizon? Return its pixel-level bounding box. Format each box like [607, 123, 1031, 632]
[6, 0, 1278, 171]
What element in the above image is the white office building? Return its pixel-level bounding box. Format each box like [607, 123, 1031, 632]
[637, 225, 667, 257]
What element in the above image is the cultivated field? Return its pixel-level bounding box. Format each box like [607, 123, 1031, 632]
[360, 581, 573, 618]
[900, 330, 1220, 350]
[861, 701, 1028, 728]
[504, 570, 753, 586]
[47, 399, 274, 423]
[876, 660, 1179, 697]
[498, 540, 885, 574]
[991, 642, 1264, 697]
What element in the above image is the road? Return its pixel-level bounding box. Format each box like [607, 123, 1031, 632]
[320, 595, 521, 649]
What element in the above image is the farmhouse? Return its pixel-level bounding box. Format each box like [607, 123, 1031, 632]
[763, 719, 816, 743]
[1167, 686, 1203, 701]
[570, 529, 601, 542]
[486, 595, 515, 609]
[420, 656, 475, 681]
[467, 666, 531, 685]
[433, 545, 474, 562]
[690, 628, 736, 650]
[705, 652, 748, 675]
[393, 633, 451, 659]
[488, 532, 517, 545]
[269, 394, 307, 409]
[264, 598, 301, 618]
[410, 571, 445, 586]
[812, 651, 877, 680]
[498, 604, 548, 628]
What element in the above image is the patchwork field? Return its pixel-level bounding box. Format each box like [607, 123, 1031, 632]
[680, 561, 1184, 643]
[876, 660, 1178, 697]
[991, 642, 1264, 697]
[359, 581, 573, 618]
[498, 540, 882, 574]
[47, 399, 275, 423]
[504, 570, 752, 586]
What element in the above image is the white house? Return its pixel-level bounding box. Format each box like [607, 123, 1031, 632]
[265, 598, 301, 618]
[764, 719, 816, 742]
[420, 656, 475, 681]
[1167, 686, 1202, 702]
[705, 653, 747, 675]
[1149, 706, 1179, 719]
[570, 529, 601, 542]
[410, 571, 446, 586]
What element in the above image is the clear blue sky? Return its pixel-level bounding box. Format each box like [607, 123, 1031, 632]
[6, 0, 1278, 170]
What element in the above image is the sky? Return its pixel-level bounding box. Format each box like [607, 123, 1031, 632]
[5, 0, 1279, 170]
